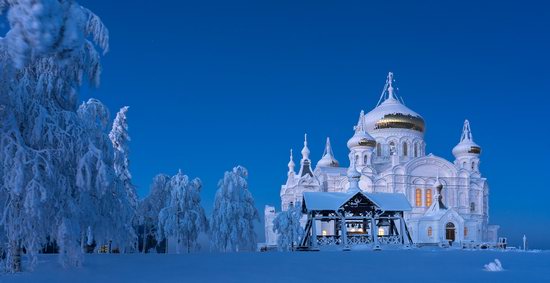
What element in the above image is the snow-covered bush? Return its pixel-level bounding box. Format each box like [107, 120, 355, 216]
[210, 166, 259, 252]
[273, 202, 304, 251]
[157, 170, 208, 253]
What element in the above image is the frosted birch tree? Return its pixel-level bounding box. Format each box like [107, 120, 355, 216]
[273, 202, 304, 251]
[138, 174, 171, 252]
[0, 0, 122, 272]
[210, 166, 259, 252]
[158, 170, 208, 253]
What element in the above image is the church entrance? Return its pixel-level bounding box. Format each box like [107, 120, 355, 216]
[445, 222, 456, 242]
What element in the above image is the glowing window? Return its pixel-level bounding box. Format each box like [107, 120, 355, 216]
[403, 142, 408, 156]
[322, 230, 327, 236]
[427, 227, 432, 237]
[464, 227, 468, 237]
[378, 227, 385, 236]
[415, 189, 422, 207]
[425, 189, 432, 207]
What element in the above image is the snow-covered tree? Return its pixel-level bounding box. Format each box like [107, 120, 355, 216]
[158, 170, 208, 253]
[210, 166, 259, 252]
[0, 0, 131, 272]
[273, 202, 304, 251]
[109, 106, 137, 209]
[137, 174, 171, 252]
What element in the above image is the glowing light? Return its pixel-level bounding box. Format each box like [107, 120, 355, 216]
[322, 230, 327, 236]
[378, 227, 385, 236]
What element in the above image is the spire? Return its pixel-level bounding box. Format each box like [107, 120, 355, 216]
[301, 133, 310, 161]
[387, 72, 396, 100]
[460, 120, 473, 143]
[354, 110, 367, 133]
[316, 137, 339, 168]
[288, 149, 295, 173]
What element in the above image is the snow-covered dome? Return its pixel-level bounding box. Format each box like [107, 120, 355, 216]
[452, 120, 481, 158]
[316, 137, 339, 168]
[364, 72, 425, 133]
[347, 110, 376, 150]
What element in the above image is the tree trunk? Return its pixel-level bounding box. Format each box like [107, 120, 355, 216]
[142, 225, 147, 253]
[10, 240, 22, 272]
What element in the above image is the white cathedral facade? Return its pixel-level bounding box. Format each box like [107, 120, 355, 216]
[265, 72, 499, 248]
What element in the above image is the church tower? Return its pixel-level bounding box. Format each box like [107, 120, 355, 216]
[452, 120, 482, 172]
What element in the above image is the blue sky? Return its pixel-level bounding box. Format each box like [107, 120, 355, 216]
[76, 0, 549, 248]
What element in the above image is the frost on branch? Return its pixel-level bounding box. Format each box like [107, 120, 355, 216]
[210, 166, 259, 252]
[158, 170, 208, 254]
[273, 202, 304, 251]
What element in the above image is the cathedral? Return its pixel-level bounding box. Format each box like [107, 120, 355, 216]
[264, 72, 500, 249]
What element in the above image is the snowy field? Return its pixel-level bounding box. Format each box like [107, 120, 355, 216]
[3, 249, 550, 283]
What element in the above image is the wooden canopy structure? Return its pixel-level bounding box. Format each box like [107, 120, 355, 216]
[299, 191, 413, 250]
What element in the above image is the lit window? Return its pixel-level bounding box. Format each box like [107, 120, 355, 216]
[425, 189, 432, 207]
[427, 227, 432, 237]
[322, 230, 327, 236]
[378, 227, 385, 236]
[415, 189, 422, 207]
[464, 227, 468, 237]
[403, 142, 408, 156]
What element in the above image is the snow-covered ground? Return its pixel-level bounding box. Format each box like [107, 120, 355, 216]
[3, 249, 550, 283]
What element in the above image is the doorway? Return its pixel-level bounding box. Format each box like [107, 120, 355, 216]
[445, 222, 456, 242]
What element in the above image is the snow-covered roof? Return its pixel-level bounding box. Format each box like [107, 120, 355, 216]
[364, 192, 412, 211]
[302, 191, 412, 212]
[302, 192, 351, 211]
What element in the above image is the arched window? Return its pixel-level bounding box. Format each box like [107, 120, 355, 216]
[471, 162, 475, 170]
[425, 189, 432, 207]
[389, 141, 396, 155]
[415, 189, 422, 207]
[403, 142, 408, 156]
[464, 227, 468, 237]
[364, 155, 368, 164]
[427, 226, 432, 237]
[376, 143, 382, 157]
[470, 202, 476, 212]
[414, 143, 418, 157]
[462, 161, 467, 168]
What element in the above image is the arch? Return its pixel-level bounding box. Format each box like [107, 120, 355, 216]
[376, 143, 382, 157]
[414, 143, 419, 157]
[403, 142, 408, 156]
[364, 154, 368, 165]
[445, 222, 456, 242]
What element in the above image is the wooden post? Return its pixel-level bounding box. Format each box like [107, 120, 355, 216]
[311, 214, 318, 248]
[340, 213, 348, 250]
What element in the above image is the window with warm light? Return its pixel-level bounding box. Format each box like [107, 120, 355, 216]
[425, 189, 432, 207]
[378, 227, 385, 236]
[415, 189, 422, 207]
[464, 227, 468, 237]
[427, 226, 432, 237]
[322, 230, 327, 236]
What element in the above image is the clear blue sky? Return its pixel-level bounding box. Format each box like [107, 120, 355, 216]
[77, 0, 549, 248]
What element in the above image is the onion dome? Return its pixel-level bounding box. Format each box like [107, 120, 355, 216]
[452, 120, 481, 158]
[287, 149, 295, 173]
[301, 133, 310, 160]
[316, 137, 339, 168]
[347, 110, 377, 150]
[364, 72, 425, 133]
